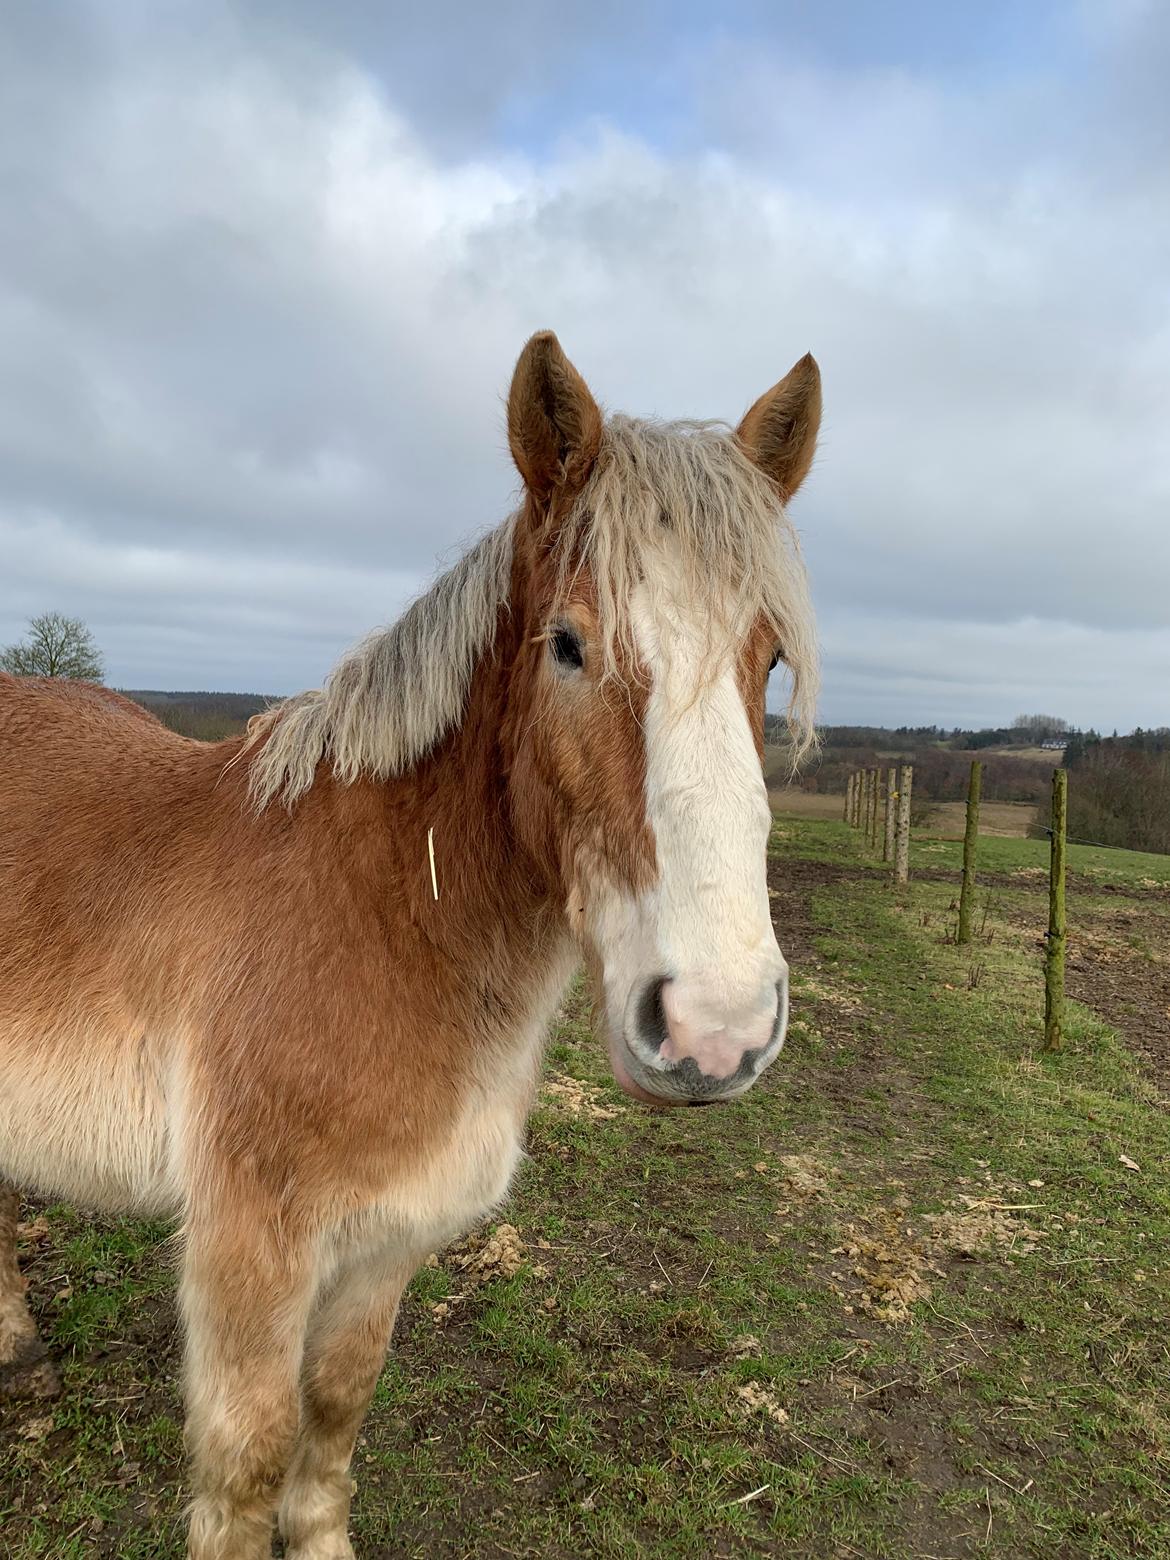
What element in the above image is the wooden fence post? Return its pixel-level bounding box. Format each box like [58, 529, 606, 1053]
[883, 765, 897, 862]
[865, 768, 875, 845]
[844, 773, 852, 823]
[894, 764, 913, 884]
[957, 759, 982, 945]
[870, 767, 883, 850]
[861, 768, 870, 841]
[1043, 768, 1067, 1052]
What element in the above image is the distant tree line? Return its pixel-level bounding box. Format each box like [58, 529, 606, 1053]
[1011, 713, 1068, 742]
[1035, 729, 1170, 855]
[768, 720, 1058, 804]
[782, 744, 1051, 805]
[126, 691, 271, 741]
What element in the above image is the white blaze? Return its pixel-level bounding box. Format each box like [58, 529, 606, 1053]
[587, 560, 788, 1097]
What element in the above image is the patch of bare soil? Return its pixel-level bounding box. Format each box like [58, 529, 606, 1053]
[1067, 916, 1170, 1092]
[767, 857, 939, 1145]
[827, 1193, 1046, 1324]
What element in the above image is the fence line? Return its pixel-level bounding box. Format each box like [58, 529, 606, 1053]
[832, 764, 1105, 1056]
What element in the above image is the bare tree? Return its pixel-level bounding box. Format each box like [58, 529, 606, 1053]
[1011, 713, 1068, 742]
[1, 612, 105, 681]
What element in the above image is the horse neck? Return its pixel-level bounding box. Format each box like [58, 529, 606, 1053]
[354, 605, 568, 1007]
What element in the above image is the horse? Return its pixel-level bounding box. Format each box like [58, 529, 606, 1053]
[0, 330, 821, 1559]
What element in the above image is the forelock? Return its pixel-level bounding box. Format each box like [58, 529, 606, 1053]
[552, 416, 818, 757]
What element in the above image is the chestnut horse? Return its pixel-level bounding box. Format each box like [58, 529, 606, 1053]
[0, 332, 821, 1559]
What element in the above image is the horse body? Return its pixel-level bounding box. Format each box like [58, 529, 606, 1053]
[0, 654, 574, 1239]
[0, 677, 207, 1214]
[0, 331, 822, 1558]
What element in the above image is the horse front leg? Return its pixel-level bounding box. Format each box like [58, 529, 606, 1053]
[278, 1246, 414, 1560]
[181, 1203, 318, 1560]
[0, 1182, 60, 1400]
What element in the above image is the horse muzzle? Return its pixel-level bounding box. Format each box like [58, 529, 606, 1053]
[608, 969, 788, 1107]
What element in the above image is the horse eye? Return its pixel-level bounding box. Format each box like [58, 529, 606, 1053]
[550, 625, 584, 670]
[768, 645, 784, 673]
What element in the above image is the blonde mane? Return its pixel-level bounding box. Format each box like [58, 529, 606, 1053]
[245, 416, 818, 809]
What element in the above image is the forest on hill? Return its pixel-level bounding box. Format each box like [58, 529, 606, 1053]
[1035, 729, 1170, 855]
[767, 718, 1170, 856]
[124, 690, 271, 741]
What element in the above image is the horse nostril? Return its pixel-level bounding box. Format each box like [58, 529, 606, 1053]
[772, 971, 789, 1046]
[635, 976, 670, 1052]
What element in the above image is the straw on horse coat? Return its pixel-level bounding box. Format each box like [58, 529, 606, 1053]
[0, 332, 821, 1559]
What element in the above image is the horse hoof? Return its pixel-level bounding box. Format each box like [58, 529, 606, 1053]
[284, 1541, 356, 1560]
[0, 1343, 61, 1401]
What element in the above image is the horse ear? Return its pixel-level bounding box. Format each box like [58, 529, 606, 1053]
[736, 353, 822, 503]
[508, 331, 603, 506]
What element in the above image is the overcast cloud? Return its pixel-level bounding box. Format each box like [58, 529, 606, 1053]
[2, 0, 1167, 726]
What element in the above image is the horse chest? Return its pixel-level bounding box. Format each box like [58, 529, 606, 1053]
[426, 1082, 529, 1240]
[349, 1068, 531, 1267]
[340, 956, 578, 1261]
[333, 1075, 529, 1267]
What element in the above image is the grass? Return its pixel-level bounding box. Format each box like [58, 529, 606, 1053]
[908, 829, 1170, 888]
[3, 819, 1168, 1557]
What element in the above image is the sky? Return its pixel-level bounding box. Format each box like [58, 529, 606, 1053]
[1, 1, 1167, 730]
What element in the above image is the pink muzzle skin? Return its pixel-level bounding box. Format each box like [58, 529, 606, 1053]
[658, 974, 782, 1073]
[610, 972, 789, 1106]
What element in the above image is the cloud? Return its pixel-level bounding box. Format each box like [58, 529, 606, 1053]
[820, 610, 1170, 733]
[1, 2, 1167, 727]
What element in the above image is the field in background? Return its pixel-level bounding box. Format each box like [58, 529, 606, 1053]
[3, 820, 1168, 1557]
[978, 746, 1065, 764]
[916, 799, 1036, 838]
[765, 787, 844, 819]
[768, 788, 1037, 839]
